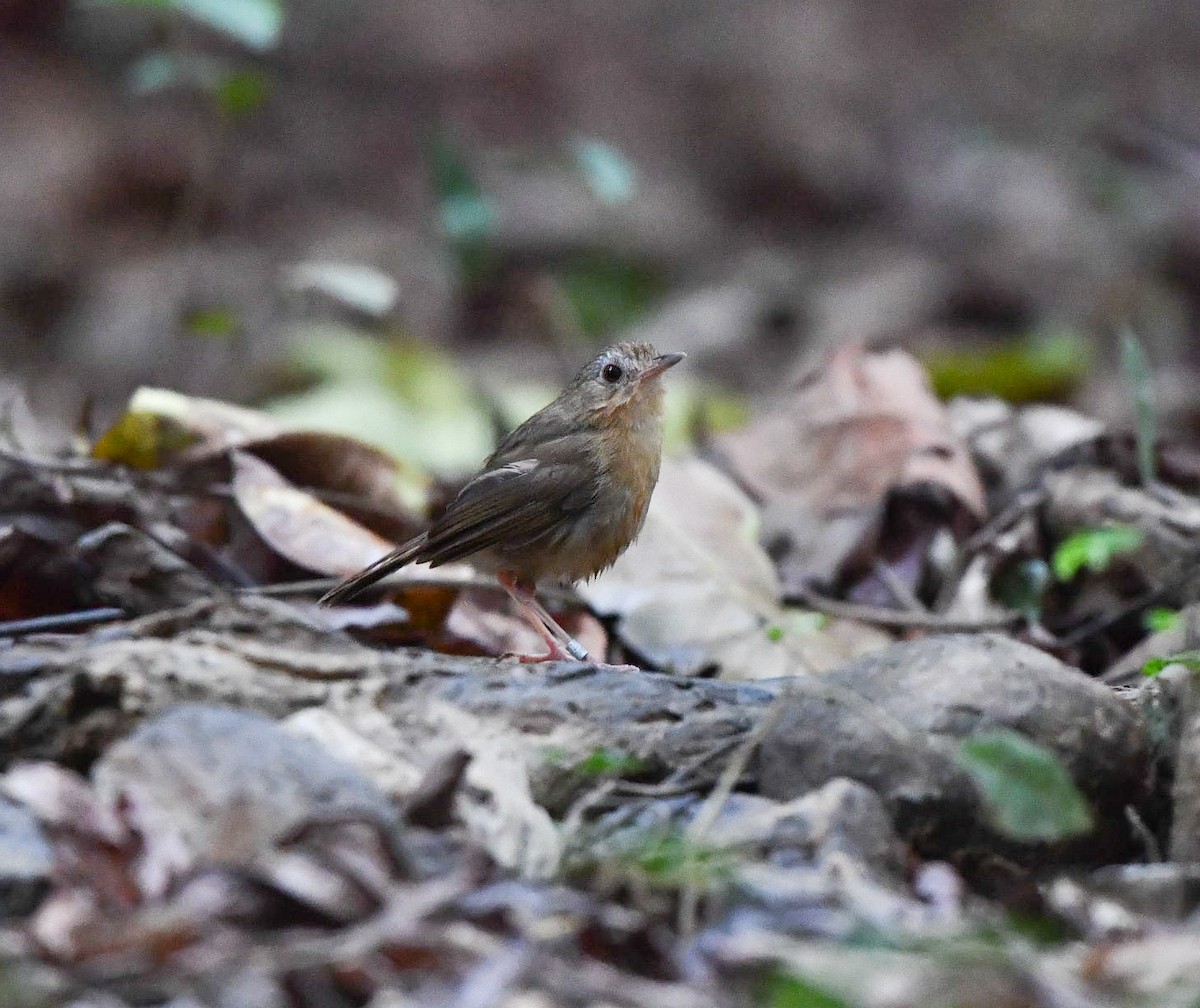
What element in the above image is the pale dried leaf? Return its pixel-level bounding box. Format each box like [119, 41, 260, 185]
[1, 762, 126, 845]
[722, 345, 985, 517]
[426, 703, 562, 879]
[718, 345, 985, 596]
[230, 450, 394, 576]
[580, 456, 891, 679]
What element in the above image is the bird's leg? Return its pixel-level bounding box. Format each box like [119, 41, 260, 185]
[496, 572, 591, 663]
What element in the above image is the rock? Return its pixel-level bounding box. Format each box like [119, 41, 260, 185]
[413, 664, 779, 811]
[0, 600, 783, 798]
[0, 796, 52, 917]
[717, 778, 904, 879]
[758, 634, 1149, 864]
[92, 704, 397, 883]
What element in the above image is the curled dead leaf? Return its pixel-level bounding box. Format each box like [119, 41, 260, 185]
[230, 451, 393, 577]
[719, 345, 986, 599]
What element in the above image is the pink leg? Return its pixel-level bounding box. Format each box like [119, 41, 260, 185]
[497, 573, 591, 663]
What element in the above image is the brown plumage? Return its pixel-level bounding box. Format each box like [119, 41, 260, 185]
[319, 341, 685, 662]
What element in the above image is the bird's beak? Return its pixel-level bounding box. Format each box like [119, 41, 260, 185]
[640, 351, 686, 381]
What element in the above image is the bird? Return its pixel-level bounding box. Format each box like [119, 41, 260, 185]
[319, 341, 685, 663]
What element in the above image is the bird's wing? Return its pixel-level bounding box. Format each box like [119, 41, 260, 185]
[319, 433, 596, 605]
[417, 452, 596, 565]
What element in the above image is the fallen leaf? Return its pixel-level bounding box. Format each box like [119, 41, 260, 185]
[441, 589, 546, 657]
[719, 345, 985, 599]
[93, 387, 282, 468]
[580, 456, 891, 679]
[230, 450, 393, 576]
[244, 430, 423, 540]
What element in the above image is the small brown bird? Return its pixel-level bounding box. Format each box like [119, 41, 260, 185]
[320, 341, 685, 662]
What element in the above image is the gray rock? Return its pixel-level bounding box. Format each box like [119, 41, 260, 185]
[415, 665, 778, 810]
[0, 796, 52, 918]
[758, 634, 1149, 863]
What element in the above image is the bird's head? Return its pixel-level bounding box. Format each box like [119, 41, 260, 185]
[565, 341, 686, 420]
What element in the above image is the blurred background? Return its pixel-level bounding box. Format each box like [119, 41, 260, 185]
[3, 0, 1200, 452]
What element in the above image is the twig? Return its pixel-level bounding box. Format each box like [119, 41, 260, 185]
[0, 607, 125, 638]
[561, 736, 745, 841]
[559, 779, 620, 840]
[932, 487, 1046, 613]
[962, 488, 1048, 553]
[1124, 805, 1162, 863]
[788, 584, 1020, 631]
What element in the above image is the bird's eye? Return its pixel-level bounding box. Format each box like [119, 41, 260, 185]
[601, 362, 624, 383]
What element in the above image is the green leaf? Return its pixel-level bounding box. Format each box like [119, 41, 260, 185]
[1143, 607, 1181, 634]
[90, 410, 188, 469]
[1143, 649, 1200, 678]
[213, 69, 270, 116]
[923, 327, 1091, 402]
[1051, 525, 1143, 582]
[266, 328, 496, 475]
[171, 0, 283, 50]
[990, 557, 1051, 621]
[571, 747, 646, 777]
[183, 304, 241, 339]
[572, 139, 636, 204]
[956, 729, 1093, 842]
[1121, 328, 1156, 487]
[558, 254, 665, 337]
[760, 971, 854, 1008]
[764, 611, 827, 644]
[623, 830, 734, 891]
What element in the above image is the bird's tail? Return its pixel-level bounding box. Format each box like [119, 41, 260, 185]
[318, 532, 428, 606]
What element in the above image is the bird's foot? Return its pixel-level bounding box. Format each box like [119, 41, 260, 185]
[503, 637, 588, 663]
[500, 650, 640, 671]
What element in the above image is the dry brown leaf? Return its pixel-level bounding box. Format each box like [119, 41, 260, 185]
[243, 430, 420, 541]
[723, 344, 984, 516]
[93, 395, 420, 544]
[580, 455, 891, 679]
[718, 345, 986, 597]
[230, 450, 393, 576]
[436, 591, 609, 659]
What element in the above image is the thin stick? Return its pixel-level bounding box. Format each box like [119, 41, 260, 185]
[0, 607, 125, 638]
[788, 584, 1020, 631]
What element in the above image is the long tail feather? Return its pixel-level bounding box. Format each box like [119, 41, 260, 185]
[318, 532, 428, 605]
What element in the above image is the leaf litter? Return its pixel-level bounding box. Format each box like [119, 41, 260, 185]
[5, 338, 1200, 1006]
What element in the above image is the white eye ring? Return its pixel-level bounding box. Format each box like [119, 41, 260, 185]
[602, 362, 624, 383]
